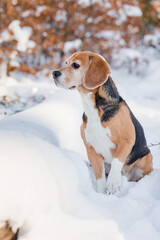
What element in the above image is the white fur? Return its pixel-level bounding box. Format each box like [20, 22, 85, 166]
[106, 158, 123, 194]
[81, 92, 115, 163]
[81, 93, 124, 194]
[56, 68, 83, 89]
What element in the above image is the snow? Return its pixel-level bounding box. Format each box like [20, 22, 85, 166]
[22, 10, 32, 18]
[96, 30, 125, 47]
[0, 30, 12, 44]
[116, 8, 127, 25]
[96, 30, 116, 39]
[35, 6, 46, 17]
[111, 48, 148, 73]
[64, 39, 82, 53]
[55, 10, 67, 22]
[78, 0, 111, 8]
[114, 48, 142, 60]
[143, 29, 160, 49]
[107, 5, 142, 25]
[123, 4, 142, 17]
[0, 93, 123, 240]
[0, 72, 53, 120]
[8, 20, 35, 51]
[0, 50, 160, 239]
[78, 0, 102, 6]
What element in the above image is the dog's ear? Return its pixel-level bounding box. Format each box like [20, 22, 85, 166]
[83, 54, 111, 90]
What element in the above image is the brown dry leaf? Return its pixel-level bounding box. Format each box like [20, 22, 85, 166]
[0, 221, 18, 240]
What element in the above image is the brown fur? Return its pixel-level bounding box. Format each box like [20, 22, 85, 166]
[83, 53, 111, 89]
[101, 102, 136, 164]
[123, 152, 153, 181]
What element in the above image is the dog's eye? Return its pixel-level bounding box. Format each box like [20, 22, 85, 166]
[71, 62, 80, 69]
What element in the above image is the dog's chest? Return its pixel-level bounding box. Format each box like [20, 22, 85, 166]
[82, 93, 115, 162]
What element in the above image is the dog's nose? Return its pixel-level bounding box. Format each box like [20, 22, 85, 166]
[52, 71, 61, 78]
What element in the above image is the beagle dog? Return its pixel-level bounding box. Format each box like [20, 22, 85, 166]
[52, 51, 153, 194]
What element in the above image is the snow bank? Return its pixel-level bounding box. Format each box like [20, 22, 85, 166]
[0, 92, 123, 240]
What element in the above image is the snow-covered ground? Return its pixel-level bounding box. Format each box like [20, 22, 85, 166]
[0, 68, 54, 120]
[0, 53, 160, 240]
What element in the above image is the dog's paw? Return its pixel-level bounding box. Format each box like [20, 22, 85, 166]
[106, 176, 121, 194]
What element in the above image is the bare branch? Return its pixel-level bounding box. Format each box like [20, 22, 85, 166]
[147, 143, 160, 148]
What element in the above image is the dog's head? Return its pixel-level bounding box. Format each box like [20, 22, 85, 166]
[52, 51, 111, 90]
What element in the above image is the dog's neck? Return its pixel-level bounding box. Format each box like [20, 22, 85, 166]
[78, 76, 121, 111]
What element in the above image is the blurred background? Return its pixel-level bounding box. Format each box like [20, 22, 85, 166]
[0, 0, 160, 118]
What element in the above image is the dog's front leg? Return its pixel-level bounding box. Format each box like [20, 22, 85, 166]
[86, 145, 106, 193]
[81, 124, 106, 193]
[106, 158, 123, 194]
[106, 142, 133, 194]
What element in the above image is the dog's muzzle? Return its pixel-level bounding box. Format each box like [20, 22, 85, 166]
[52, 71, 61, 79]
[52, 71, 62, 86]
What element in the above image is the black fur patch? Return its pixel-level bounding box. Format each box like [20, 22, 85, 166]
[127, 106, 150, 165]
[103, 77, 120, 100]
[102, 104, 120, 122]
[95, 93, 120, 122]
[95, 77, 123, 122]
[82, 112, 87, 123]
